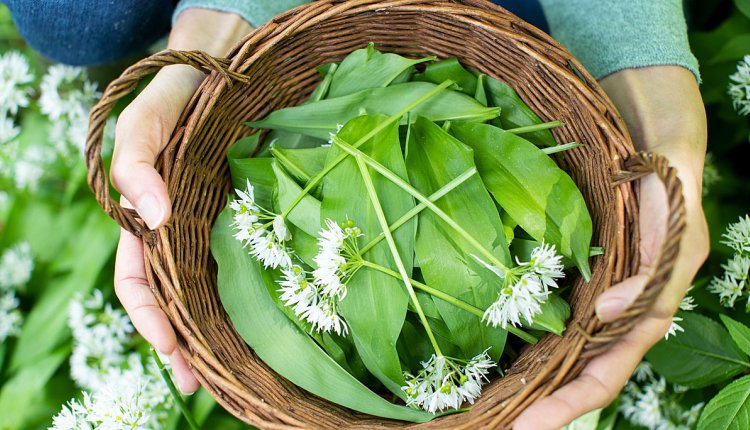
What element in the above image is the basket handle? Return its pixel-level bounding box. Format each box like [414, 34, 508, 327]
[583, 151, 687, 357]
[85, 49, 250, 240]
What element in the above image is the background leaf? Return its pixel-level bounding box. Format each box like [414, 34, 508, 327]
[647, 313, 749, 388]
[451, 123, 593, 280]
[721, 314, 750, 356]
[698, 373, 750, 430]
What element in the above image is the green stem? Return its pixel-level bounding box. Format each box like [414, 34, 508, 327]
[361, 261, 537, 345]
[334, 138, 510, 273]
[359, 167, 477, 256]
[280, 79, 456, 219]
[270, 146, 310, 182]
[542, 142, 582, 155]
[506, 120, 565, 135]
[355, 156, 443, 356]
[150, 349, 200, 430]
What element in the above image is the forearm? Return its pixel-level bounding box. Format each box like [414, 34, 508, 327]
[600, 66, 707, 192]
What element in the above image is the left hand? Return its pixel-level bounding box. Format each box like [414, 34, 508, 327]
[514, 65, 709, 429]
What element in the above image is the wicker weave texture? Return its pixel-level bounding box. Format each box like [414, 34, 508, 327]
[85, 1, 686, 428]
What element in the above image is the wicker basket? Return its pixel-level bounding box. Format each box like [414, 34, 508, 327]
[85, 0, 686, 428]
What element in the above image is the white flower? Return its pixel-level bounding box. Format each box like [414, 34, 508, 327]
[230, 180, 293, 270]
[49, 399, 91, 430]
[0, 292, 23, 342]
[0, 113, 20, 143]
[728, 55, 750, 116]
[402, 350, 496, 413]
[0, 51, 34, 116]
[476, 241, 563, 329]
[525, 241, 565, 289]
[619, 362, 703, 430]
[38, 65, 99, 155]
[301, 294, 348, 336]
[278, 265, 317, 315]
[709, 273, 745, 308]
[327, 123, 344, 145]
[665, 293, 697, 340]
[0, 242, 34, 291]
[313, 219, 361, 300]
[723, 215, 750, 254]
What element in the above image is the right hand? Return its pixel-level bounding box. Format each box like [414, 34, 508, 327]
[110, 9, 251, 393]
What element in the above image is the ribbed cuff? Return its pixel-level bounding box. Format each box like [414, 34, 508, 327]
[173, 0, 308, 28]
[538, 0, 700, 83]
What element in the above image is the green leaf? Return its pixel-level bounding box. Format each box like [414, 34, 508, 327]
[248, 82, 499, 140]
[227, 155, 275, 209]
[321, 115, 414, 398]
[475, 74, 488, 106]
[0, 348, 68, 429]
[736, 0, 750, 19]
[416, 57, 478, 95]
[271, 146, 330, 184]
[405, 117, 509, 360]
[10, 208, 118, 371]
[709, 34, 750, 64]
[451, 123, 592, 280]
[721, 314, 750, 357]
[525, 294, 570, 336]
[646, 313, 749, 388]
[211, 207, 434, 422]
[190, 388, 218, 426]
[562, 408, 602, 430]
[698, 373, 750, 430]
[327, 42, 432, 98]
[272, 161, 321, 236]
[484, 76, 557, 147]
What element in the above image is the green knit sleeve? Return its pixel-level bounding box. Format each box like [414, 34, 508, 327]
[173, 0, 309, 28]
[538, 0, 700, 82]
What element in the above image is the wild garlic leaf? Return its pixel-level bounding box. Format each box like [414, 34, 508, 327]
[321, 115, 415, 398]
[405, 117, 510, 360]
[415, 57, 478, 95]
[647, 313, 749, 388]
[271, 146, 329, 185]
[484, 75, 557, 147]
[247, 82, 499, 139]
[327, 42, 433, 98]
[524, 294, 570, 336]
[451, 123, 592, 280]
[210, 207, 434, 422]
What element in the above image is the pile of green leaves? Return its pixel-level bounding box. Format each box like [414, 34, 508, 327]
[210, 43, 593, 420]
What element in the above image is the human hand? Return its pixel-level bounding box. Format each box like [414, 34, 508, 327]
[111, 9, 251, 394]
[514, 66, 709, 429]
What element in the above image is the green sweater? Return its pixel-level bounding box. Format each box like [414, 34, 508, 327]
[173, 0, 700, 82]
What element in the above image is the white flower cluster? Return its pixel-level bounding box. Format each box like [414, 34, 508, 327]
[665, 293, 697, 340]
[476, 241, 565, 328]
[51, 290, 172, 430]
[709, 215, 750, 308]
[402, 350, 495, 413]
[728, 55, 750, 116]
[276, 219, 362, 336]
[0, 51, 34, 143]
[230, 180, 293, 270]
[39, 65, 100, 156]
[0, 242, 33, 343]
[50, 356, 171, 430]
[619, 362, 703, 430]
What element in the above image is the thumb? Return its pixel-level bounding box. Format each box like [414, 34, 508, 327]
[111, 106, 172, 230]
[595, 274, 650, 322]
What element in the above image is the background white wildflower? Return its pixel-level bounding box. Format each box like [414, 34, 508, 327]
[0, 241, 34, 291]
[619, 362, 703, 430]
[52, 289, 173, 429]
[38, 65, 100, 156]
[665, 294, 697, 340]
[0, 51, 34, 118]
[0, 292, 23, 343]
[728, 55, 750, 116]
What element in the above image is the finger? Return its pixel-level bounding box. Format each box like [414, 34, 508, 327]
[170, 349, 200, 394]
[111, 109, 171, 230]
[115, 228, 177, 354]
[514, 316, 671, 430]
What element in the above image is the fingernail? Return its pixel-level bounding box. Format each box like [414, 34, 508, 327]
[596, 298, 629, 322]
[136, 193, 165, 230]
[174, 371, 197, 395]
